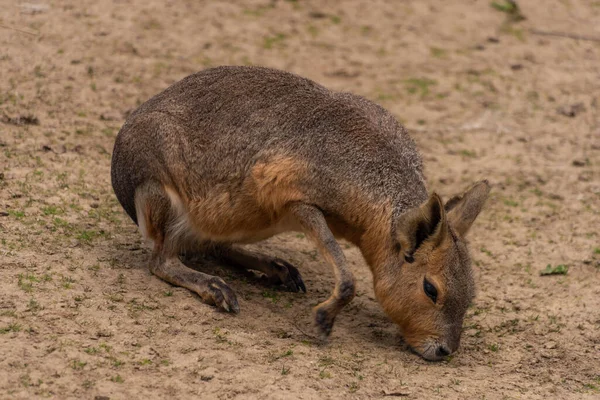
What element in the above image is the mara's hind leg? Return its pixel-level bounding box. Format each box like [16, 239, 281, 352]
[135, 182, 239, 313]
[213, 246, 306, 293]
[150, 251, 239, 313]
[181, 244, 306, 293]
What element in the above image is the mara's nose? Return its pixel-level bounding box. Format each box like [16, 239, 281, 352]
[435, 345, 451, 358]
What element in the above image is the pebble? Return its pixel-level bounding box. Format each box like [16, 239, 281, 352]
[544, 341, 557, 349]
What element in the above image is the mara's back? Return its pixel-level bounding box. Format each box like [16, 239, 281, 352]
[111, 66, 427, 225]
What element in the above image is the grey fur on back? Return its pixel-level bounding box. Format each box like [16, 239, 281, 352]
[111, 66, 427, 226]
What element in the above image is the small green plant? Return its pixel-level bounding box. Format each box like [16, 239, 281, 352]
[61, 276, 75, 289]
[271, 349, 293, 362]
[82, 380, 95, 389]
[111, 375, 124, 383]
[491, 0, 525, 21]
[7, 210, 25, 219]
[459, 149, 477, 158]
[319, 369, 332, 379]
[27, 298, 41, 312]
[488, 343, 499, 352]
[99, 343, 112, 352]
[540, 264, 568, 276]
[583, 383, 598, 391]
[404, 78, 437, 97]
[281, 365, 290, 375]
[263, 33, 286, 49]
[307, 25, 319, 37]
[430, 47, 446, 58]
[77, 230, 99, 243]
[213, 327, 230, 344]
[42, 206, 62, 216]
[18, 274, 34, 292]
[262, 289, 280, 303]
[72, 360, 87, 370]
[480, 247, 493, 257]
[0, 323, 21, 334]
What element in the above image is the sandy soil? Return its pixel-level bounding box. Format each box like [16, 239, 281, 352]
[1, 0, 599, 398]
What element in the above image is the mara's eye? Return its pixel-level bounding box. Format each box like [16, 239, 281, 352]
[423, 279, 438, 303]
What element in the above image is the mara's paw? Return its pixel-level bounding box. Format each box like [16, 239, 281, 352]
[314, 306, 336, 340]
[200, 278, 240, 313]
[269, 258, 307, 293]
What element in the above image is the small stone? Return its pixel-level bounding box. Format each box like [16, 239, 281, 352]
[557, 103, 585, 117]
[308, 11, 328, 19]
[20, 3, 49, 14]
[579, 172, 592, 182]
[544, 341, 557, 349]
[572, 159, 586, 167]
[200, 375, 214, 382]
[382, 388, 411, 396]
[540, 350, 553, 358]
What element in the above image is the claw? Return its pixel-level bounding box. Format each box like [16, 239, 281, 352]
[207, 279, 239, 314]
[271, 259, 307, 293]
[288, 265, 306, 293]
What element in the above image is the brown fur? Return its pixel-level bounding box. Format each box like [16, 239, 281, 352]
[111, 66, 490, 360]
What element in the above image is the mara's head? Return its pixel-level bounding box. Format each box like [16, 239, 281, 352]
[374, 180, 490, 361]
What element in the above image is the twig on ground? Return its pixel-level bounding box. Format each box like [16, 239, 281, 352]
[529, 29, 600, 43]
[291, 321, 320, 341]
[0, 24, 37, 36]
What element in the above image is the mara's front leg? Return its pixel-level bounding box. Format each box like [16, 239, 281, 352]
[288, 202, 356, 338]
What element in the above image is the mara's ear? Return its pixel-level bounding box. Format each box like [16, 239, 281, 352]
[445, 180, 491, 237]
[396, 193, 447, 263]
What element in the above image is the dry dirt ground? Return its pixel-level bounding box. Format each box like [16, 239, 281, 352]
[1, 0, 599, 399]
